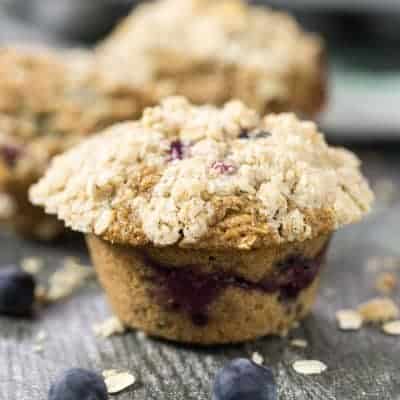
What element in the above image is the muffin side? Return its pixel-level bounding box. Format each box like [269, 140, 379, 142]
[87, 234, 329, 344]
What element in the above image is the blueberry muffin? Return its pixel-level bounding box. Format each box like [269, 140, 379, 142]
[0, 47, 152, 238]
[98, 0, 326, 117]
[30, 98, 373, 344]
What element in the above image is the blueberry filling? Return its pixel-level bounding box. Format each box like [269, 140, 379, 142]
[0, 144, 21, 167]
[144, 245, 328, 325]
[168, 140, 184, 161]
[211, 161, 237, 175]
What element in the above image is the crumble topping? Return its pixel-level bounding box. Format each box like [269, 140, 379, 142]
[0, 47, 149, 188]
[30, 97, 373, 249]
[97, 0, 324, 115]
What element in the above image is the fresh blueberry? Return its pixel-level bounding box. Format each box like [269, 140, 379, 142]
[212, 358, 277, 400]
[49, 368, 107, 400]
[0, 266, 35, 316]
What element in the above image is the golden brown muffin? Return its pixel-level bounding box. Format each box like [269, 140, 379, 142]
[98, 0, 326, 117]
[30, 98, 373, 343]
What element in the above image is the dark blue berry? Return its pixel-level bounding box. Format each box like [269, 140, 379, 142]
[0, 144, 21, 167]
[49, 368, 107, 400]
[212, 358, 277, 400]
[0, 266, 35, 316]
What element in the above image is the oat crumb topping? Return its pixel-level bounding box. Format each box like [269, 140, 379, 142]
[30, 97, 373, 250]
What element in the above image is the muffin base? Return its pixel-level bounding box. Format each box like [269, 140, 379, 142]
[87, 234, 330, 344]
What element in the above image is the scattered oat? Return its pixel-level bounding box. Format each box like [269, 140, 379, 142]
[21, 257, 44, 275]
[93, 316, 126, 338]
[32, 344, 44, 353]
[336, 309, 363, 331]
[35, 330, 47, 343]
[32, 330, 47, 353]
[103, 370, 136, 394]
[292, 360, 327, 375]
[46, 257, 95, 302]
[382, 320, 400, 336]
[290, 339, 308, 348]
[375, 272, 397, 295]
[358, 297, 399, 323]
[251, 352, 264, 365]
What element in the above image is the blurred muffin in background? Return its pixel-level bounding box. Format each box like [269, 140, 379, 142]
[97, 0, 326, 117]
[0, 47, 152, 238]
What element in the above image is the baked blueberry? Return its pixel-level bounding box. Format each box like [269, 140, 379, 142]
[49, 368, 107, 400]
[0, 266, 35, 316]
[212, 358, 277, 400]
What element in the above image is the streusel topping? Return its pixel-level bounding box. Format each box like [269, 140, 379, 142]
[98, 0, 323, 114]
[30, 97, 373, 249]
[0, 47, 149, 185]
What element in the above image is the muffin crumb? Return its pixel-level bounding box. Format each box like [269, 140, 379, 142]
[358, 298, 399, 323]
[375, 272, 397, 295]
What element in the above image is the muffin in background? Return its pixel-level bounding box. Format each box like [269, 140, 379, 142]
[98, 0, 326, 117]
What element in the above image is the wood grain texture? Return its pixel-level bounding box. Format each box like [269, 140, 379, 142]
[0, 149, 400, 400]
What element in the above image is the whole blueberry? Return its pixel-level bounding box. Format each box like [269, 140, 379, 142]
[49, 368, 107, 400]
[0, 266, 35, 316]
[212, 358, 277, 400]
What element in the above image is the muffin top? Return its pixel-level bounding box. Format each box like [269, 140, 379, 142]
[0, 47, 148, 186]
[30, 97, 373, 250]
[98, 0, 322, 87]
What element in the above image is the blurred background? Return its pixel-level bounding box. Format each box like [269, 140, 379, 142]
[0, 0, 399, 142]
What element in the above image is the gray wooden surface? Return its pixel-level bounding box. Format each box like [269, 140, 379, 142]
[0, 148, 400, 400]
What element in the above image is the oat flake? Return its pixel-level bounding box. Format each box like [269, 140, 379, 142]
[290, 339, 308, 348]
[336, 309, 363, 331]
[103, 370, 136, 394]
[382, 320, 400, 336]
[293, 360, 327, 375]
[251, 352, 264, 365]
[93, 316, 126, 338]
